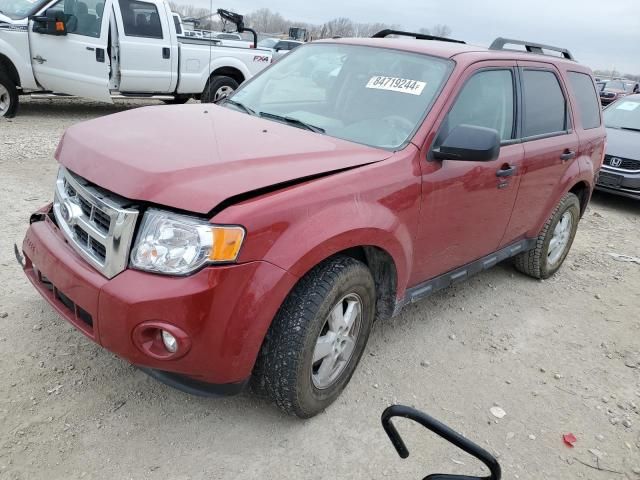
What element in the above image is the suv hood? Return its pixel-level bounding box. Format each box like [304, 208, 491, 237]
[57, 104, 392, 214]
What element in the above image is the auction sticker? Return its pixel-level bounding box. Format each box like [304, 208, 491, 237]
[616, 101, 639, 111]
[366, 76, 426, 95]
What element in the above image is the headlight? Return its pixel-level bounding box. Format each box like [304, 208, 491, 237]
[130, 209, 245, 275]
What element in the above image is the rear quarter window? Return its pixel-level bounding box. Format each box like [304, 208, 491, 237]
[521, 69, 569, 138]
[567, 72, 601, 130]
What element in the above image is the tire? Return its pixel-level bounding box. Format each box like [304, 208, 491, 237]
[0, 72, 19, 118]
[252, 256, 376, 418]
[200, 76, 239, 103]
[514, 192, 581, 279]
[162, 96, 191, 105]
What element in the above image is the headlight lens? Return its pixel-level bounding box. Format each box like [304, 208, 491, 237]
[130, 209, 245, 275]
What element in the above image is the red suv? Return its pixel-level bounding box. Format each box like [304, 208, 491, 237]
[20, 32, 606, 418]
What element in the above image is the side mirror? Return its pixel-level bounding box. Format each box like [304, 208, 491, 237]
[32, 9, 67, 35]
[433, 124, 501, 162]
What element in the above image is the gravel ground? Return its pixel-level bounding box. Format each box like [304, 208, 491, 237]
[1, 97, 640, 480]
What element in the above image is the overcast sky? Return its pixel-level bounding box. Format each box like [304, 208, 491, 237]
[211, 0, 639, 74]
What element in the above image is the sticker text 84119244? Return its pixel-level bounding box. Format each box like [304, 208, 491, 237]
[366, 76, 426, 95]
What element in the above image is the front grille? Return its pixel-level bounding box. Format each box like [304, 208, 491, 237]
[53, 167, 139, 279]
[604, 155, 640, 171]
[33, 267, 93, 329]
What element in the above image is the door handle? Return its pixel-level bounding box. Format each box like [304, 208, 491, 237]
[560, 150, 576, 162]
[162, 47, 170, 59]
[496, 165, 517, 177]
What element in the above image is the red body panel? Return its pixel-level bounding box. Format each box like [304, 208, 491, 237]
[57, 105, 391, 214]
[23, 214, 298, 383]
[22, 41, 607, 388]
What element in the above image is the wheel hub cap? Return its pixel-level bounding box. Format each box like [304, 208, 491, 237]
[311, 293, 362, 389]
[0, 84, 10, 116]
[213, 85, 234, 102]
[547, 211, 573, 266]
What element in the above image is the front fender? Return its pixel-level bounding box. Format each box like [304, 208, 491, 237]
[215, 150, 422, 301]
[0, 26, 38, 89]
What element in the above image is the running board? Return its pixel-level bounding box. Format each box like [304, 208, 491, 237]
[393, 238, 537, 315]
[30, 93, 175, 100]
[111, 93, 175, 100]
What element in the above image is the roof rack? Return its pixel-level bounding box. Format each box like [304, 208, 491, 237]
[489, 37, 575, 61]
[372, 29, 466, 45]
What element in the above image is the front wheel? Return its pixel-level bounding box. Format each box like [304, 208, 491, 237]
[514, 192, 581, 279]
[253, 256, 376, 418]
[201, 76, 239, 104]
[0, 72, 19, 118]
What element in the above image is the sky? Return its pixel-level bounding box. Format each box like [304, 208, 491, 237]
[206, 0, 639, 74]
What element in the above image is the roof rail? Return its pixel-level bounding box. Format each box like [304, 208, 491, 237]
[489, 37, 575, 61]
[372, 29, 466, 45]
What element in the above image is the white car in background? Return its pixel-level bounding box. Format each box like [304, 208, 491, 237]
[258, 38, 303, 61]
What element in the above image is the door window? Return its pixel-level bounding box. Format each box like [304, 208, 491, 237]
[522, 70, 569, 138]
[49, 0, 105, 37]
[437, 69, 515, 144]
[118, 0, 163, 39]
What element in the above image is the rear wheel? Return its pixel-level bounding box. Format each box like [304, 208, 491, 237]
[0, 72, 19, 118]
[252, 256, 376, 418]
[514, 192, 581, 279]
[201, 76, 239, 104]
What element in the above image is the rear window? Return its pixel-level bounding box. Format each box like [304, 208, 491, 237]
[568, 72, 601, 130]
[522, 70, 569, 138]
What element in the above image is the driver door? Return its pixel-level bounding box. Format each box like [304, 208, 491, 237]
[29, 0, 113, 102]
[411, 62, 525, 284]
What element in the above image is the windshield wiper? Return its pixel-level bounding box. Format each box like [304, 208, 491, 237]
[223, 99, 257, 116]
[620, 126, 640, 132]
[259, 112, 325, 133]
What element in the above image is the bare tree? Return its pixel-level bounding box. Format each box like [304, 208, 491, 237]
[430, 24, 452, 38]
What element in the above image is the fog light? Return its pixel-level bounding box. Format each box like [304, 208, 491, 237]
[161, 330, 178, 353]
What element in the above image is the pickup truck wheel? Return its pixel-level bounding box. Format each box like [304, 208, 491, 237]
[253, 256, 376, 418]
[0, 72, 18, 118]
[201, 76, 239, 103]
[514, 192, 580, 279]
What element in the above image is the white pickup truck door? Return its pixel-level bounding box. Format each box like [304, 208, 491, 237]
[113, 0, 175, 92]
[29, 0, 113, 102]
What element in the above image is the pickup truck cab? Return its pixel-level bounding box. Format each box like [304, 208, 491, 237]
[0, 0, 271, 116]
[21, 32, 606, 418]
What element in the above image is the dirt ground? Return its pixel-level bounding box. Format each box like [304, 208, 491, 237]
[1, 98, 639, 480]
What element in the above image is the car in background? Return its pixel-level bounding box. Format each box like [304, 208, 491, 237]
[258, 38, 304, 60]
[624, 81, 640, 94]
[600, 80, 632, 106]
[596, 94, 640, 199]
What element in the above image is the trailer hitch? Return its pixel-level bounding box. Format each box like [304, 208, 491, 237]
[382, 405, 501, 480]
[216, 9, 257, 49]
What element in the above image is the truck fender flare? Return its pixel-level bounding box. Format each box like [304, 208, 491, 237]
[201, 57, 251, 90]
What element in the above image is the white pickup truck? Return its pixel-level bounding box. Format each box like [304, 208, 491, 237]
[0, 0, 272, 117]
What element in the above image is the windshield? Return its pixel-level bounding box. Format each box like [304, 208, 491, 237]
[228, 43, 453, 149]
[604, 98, 640, 131]
[604, 81, 627, 91]
[0, 0, 46, 19]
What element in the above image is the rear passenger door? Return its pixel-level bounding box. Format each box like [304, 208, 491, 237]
[412, 63, 525, 283]
[114, 0, 176, 92]
[501, 62, 580, 245]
